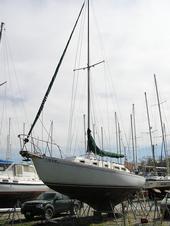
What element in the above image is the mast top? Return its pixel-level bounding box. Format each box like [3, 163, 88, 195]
[0, 22, 5, 44]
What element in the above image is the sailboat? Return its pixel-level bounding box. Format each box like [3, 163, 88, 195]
[19, 1, 145, 212]
[0, 22, 48, 208]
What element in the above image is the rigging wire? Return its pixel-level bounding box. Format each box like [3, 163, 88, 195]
[66, 4, 86, 155]
[0, 86, 6, 151]
[24, 2, 85, 142]
[0, 30, 27, 158]
[3, 32, 29, 127]
[91, 1, 130, 155]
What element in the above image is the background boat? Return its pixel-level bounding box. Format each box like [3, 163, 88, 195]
[0, 159, 48, 208]
[0, 23, 48, 208]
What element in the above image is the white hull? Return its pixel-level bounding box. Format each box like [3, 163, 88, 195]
[32, 155, 144, 188]
[0, 182, 47, 208]
[145, 179, 170, 190]
[0, 181, 47, 194]
[0, 161, 48, 207]
[145, 176, 170, 199]
[27, 153, 145, 211]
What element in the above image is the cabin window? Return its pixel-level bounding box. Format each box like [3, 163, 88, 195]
[23, 165, 34, 172]
[15, 165, 23, 176]
[93, 162, 97, 165]
[0, 166, 5, 171]
[13, 180, 18, 183]
[80, 160, 85, 163]
[2, 179, 9, 182]
[105, 164, 108, 168]
[114, 166, 120, 170]
[121, 168, 126, 171]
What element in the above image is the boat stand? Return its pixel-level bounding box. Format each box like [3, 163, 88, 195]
[104, 190, 164, 225]
[124, 191, 162, 225]
[0, 191, 167, 225]
[42, 193, 165, 225]
[1, 200, 21, 226]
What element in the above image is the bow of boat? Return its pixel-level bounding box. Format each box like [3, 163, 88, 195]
[20, 150, 43, 160]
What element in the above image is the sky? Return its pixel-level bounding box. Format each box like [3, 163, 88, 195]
[0, 0, 170, 163]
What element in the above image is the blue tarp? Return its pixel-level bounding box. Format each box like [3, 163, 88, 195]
[0, 159, 13, 164]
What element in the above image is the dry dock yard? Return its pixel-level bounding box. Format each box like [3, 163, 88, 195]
[1, 196, 170, 226]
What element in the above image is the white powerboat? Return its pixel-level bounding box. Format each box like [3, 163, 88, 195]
[0, 159, 48, 208]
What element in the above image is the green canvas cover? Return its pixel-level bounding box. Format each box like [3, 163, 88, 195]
[87, 128, 124, 158]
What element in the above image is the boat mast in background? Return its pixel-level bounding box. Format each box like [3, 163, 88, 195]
[115, 112, 118, 156]
[6, 117, 11, 160]
[0, 22, 5, 44]
[0, 81, 7, 87]
[132, 104, 137, 167]
[154, 74, 170, 175]
[130, 114, 135, 168]
[144, 91, 156, 172]
[0, 22, 7, 87]
[0, 21, 48, 207]
[101, 126, 104, 150]
[118, 121, 122, 163]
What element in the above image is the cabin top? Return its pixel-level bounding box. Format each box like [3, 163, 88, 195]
[66, 155, 130, 173]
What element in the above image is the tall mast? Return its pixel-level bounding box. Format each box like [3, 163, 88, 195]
[130, 114, 135, 168]
[154, 74, 166, 157]
[85, 0, 104, 152]
[87, 0, 91, 152]
[132, 104, 137, 166]
[0, 22, 4, 44]
[0, 21, 8, 155]
[87, 0, 90, 131]
[6, 117, 11, 160]
[154, 74, 169, 174]
[144, 92, 156, 171]
[118, 122, 121, 163]
[163, 123, 170, 174]
[115, 112, 118, 156]
[101, 126, 104, 150]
